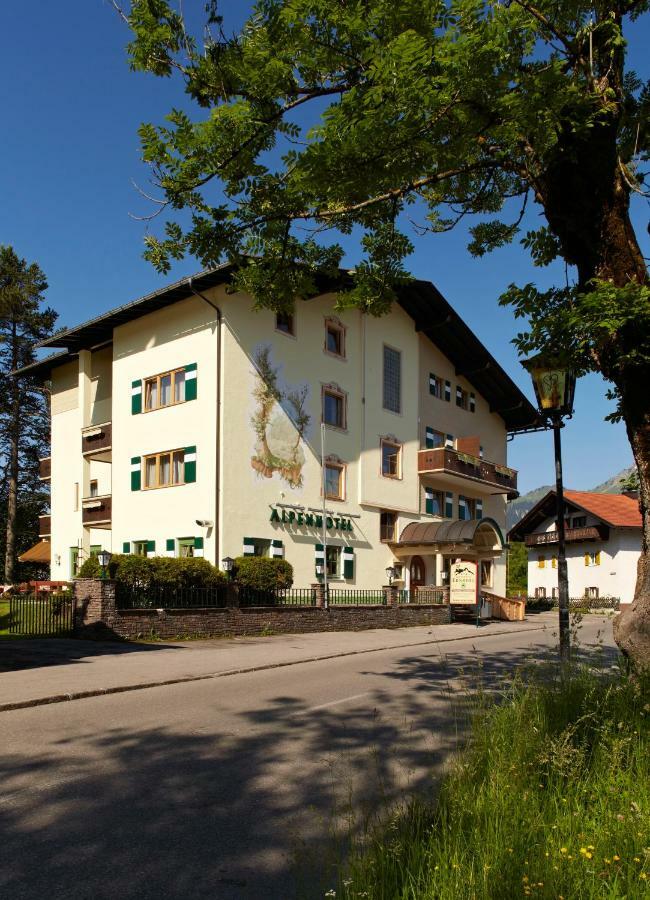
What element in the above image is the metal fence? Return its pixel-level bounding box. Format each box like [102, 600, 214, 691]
[328, 589, 386, 605]
[238, 586, 317, 607]
[523, 596, 621, 612]
[8, 592, 76, 637]
[115, 583, 230, 610]
[398, 588, 448, 605]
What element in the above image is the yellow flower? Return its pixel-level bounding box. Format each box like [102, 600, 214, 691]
[588, 845, 595, 850]
[560, 848, 568, 854]
[635, 858, 641, 863]
[585, 852, 593, 859]
[640, 873, 648, 881]
[613, 855, 620, 862]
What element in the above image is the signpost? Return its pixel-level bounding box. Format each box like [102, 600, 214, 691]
[449, 559, 480, 627]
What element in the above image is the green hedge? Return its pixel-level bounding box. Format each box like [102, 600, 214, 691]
[77, 554, 226, 589]
[233, 556, 293, 591]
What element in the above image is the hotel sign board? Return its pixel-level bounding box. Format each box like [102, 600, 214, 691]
[450, 560, 479, 605]
[269, 506, 353, 532]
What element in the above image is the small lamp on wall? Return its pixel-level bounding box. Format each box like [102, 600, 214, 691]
[315, 563, 324, 579]
[221, 556, 234, 580]
[385, 565, 396, 585]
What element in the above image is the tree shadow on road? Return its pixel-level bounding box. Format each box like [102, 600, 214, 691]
[0, 621, 620, 900]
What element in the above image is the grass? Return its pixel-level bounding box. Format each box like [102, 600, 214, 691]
[334, 665, 650, 899]
[0, 599, 11, 637]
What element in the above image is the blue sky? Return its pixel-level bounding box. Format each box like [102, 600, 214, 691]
[2, 1, 648, 493]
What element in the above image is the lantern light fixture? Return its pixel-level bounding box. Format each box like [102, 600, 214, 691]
[521, 354, 576, 419]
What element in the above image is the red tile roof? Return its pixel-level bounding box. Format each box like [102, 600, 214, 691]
[563, 490, 642, 528]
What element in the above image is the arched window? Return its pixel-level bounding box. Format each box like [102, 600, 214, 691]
[410, 556, 425, 586]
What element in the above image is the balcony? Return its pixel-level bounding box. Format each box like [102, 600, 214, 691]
[82, 422, 112, 461]
[525, 525, 608, 547]
[418, 447, 518, 498]
[39, 515, 51, 537]
[81, 494, 112, 528]
[39, 457, 51, 480]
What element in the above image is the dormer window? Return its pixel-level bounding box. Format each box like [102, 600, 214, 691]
[276, 309, 295, 336]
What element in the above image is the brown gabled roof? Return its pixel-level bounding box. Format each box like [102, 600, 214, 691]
[508, 489, 642, 542]
[563, 490, 642, 528]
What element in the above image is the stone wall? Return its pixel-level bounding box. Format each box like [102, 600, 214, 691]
[73, 579, 450, 640]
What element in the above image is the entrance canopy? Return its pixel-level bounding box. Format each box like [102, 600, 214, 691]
[392, 518, 504, 555]
[18, 540, 51, 564]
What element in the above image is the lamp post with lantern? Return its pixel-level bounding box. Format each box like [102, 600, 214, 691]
[522, 355, 577, 664]
[97, 550, 112, 580]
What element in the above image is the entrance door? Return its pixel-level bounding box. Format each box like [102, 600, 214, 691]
[410, 555, 425, 590]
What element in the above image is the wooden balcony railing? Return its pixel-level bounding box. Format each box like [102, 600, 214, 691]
[38, 515, 51, 537]
[525, 525, 609, 547]
[81, 494, 112, 527]
[39, 457, 51, 480]
[81, 422, 112, 457]
[417, 447, 518, 497]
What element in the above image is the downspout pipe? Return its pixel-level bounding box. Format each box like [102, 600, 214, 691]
[188, 276, 222, 569]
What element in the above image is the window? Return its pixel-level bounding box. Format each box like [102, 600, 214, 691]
[252, 538, 271, 557]
[143, 449, 185, 489]
[382, 345, 401, 413]
[429, 373, 442, 398]
[381, 439, 401, 478]
[324, 461, 345, 500]
[552, 587, 558, 599]
[144, 367, 187, 411]
[456, 386, 469, 409]
[133, 541, 148, 557]
[425, 488, 444, 516]
[425, 427, 445, 449]
[380, 510, 397, 542]
[585, 551, 601, 567]
[89, 480, 99, 498]
[458, 496, 476, 520]
[572, 516, 587, 528]
[322, 385, 346, 429]
[90, 545, 102, 558]
[324, 319, 345, 357]
[585, 586, 599, 599]
[326, 545, 341, 578]
[178, 538, 195, 558]
[535, 587, 547, 599]
[480, 560, 493, 587]
[275, 309, 295, 336]
[70, 547, 80, 577]
[410, 556, 425, 584]
[538, 555, 546, 569]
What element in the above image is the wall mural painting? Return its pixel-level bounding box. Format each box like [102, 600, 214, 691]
[251, 345, 311, 488]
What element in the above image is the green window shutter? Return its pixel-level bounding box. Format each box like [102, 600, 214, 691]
[271, 539, 284, 559]
[444, 380, 451, 402]
[185, 363, 197, 401]
[445, 492, 454, 518]
[343, 547, 354, 579]
[184, 446, 196, 483]
[425, 426, 434, 449]
[122, 541, 131, 554]
[193, 535, 204, 558]
[243, 537, 255, 556]
[445, 434, 454, 448]
[146, 540, 156, 557]
[459, 496, 467, 520]
[131, 379, 142, 415]
[425, 487, 434, 515]
[476, 499, 483, 519]
[130, 457, 141, 491]
[315, 543, 325, 574]
[166, 538, 175, 551]
[469, 393, 476, 413]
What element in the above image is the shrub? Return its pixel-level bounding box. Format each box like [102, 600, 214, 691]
[77, 556, 101, 579]
[233, 556, 293, 591]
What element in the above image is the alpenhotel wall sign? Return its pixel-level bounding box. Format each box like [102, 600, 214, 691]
[269, 507, 354, 532]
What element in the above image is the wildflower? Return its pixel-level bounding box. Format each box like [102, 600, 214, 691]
[613, 855, 620, 862]
[325, 892, 336, 898]
[560, 848, 568, 854]
[641, 873, 648, 881]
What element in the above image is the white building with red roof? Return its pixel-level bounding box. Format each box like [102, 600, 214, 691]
[508, 490, 642, 604]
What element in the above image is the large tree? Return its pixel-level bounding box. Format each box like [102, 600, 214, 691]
[114, 1, 649, 664]
[0, 247, 57, 583]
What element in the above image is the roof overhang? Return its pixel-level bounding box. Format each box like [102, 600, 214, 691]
[18, 540, 51, 564]
[393, 517, 504, 553]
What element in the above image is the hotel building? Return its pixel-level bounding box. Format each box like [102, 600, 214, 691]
[21, 264, 538, 591]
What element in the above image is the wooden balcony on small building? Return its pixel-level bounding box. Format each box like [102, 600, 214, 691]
[418, 446, 518, 498]
[525, 525, 608, 547]
[81, 422, 112, 461]
[38, 515, 51, 537]
[39, 457, 51, 480]
[81, 494, 112, 528]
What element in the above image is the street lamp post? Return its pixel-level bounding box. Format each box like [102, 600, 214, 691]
[522, 355, 577, 665]
[96, 550, 112, 580]
[221, 556, 235, 580]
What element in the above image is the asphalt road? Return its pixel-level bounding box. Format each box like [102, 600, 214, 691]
[0, 616, 616, 900]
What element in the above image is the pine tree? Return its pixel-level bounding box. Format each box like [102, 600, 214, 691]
[0, 247, 57, 583]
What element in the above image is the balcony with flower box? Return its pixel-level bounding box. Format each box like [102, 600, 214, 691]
[418, 436, 518, 498]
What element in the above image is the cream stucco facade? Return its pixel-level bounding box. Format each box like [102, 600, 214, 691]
[35, 268, 534, 593]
